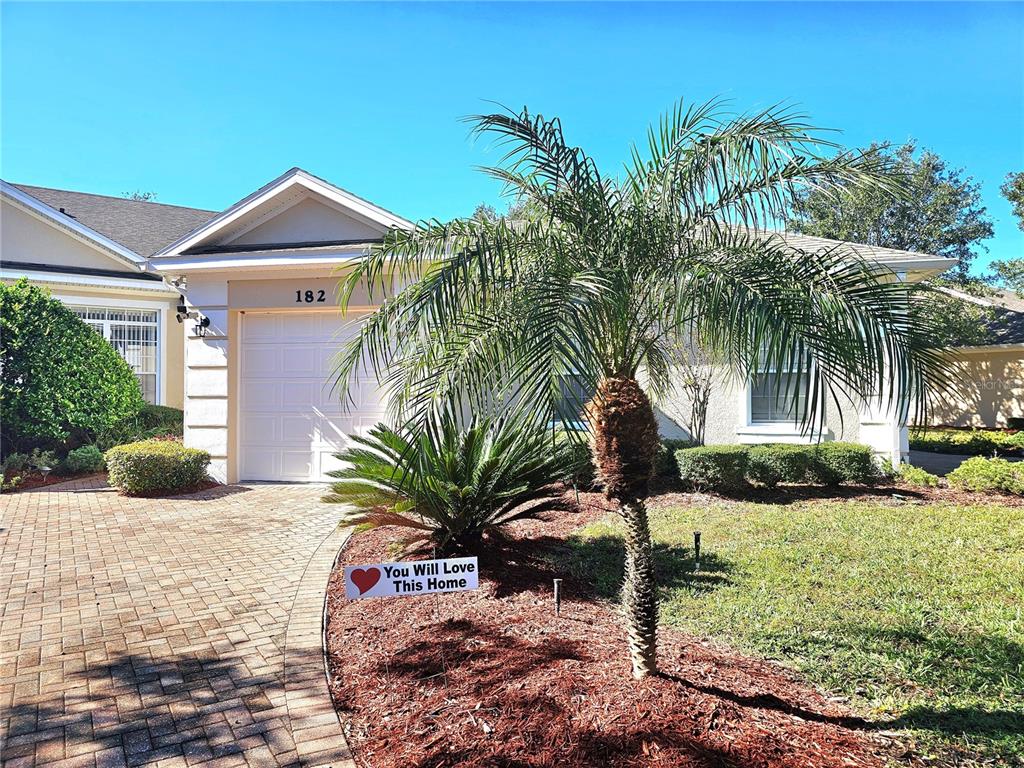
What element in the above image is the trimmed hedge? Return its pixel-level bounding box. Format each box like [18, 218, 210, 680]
[948, 457, 1024, 495]
[105, 439, 210, 496]
[909, 427, 1023, 456]
[0, 280, 144, 448]
[747, 444, 812, 488]
[810, 442, 878, 486]
[655, 438, 695, 477]
[676, 445, 749, 491]
[676, 442, 879, 490]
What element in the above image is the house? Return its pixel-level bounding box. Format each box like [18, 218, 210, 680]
[2, 169, 957, 483]
[1, 181, 215, 407]
[924, 287, 1024, 428]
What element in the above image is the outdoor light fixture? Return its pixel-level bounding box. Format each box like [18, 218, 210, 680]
[175, 294, 211, 336]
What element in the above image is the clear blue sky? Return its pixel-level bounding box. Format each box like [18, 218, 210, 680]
[2, 2, 1022, 272]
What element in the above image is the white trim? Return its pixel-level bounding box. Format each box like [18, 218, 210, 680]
[1, 266, 177, 293]
[2, 181, 149, 269]
[150, 248, 371, 273]
[55, 293, 169, 406]
[152, 168, 413, 259]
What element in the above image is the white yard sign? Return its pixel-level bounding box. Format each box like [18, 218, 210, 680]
[344, 557, 479, 600]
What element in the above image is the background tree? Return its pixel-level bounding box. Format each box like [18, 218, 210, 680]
[788, 141, 1000, 346]
[122, 190, 158, 202]
[990, 171, 1024, 293]
[335, 101, 946, 678]
[788, 141, 993, 286]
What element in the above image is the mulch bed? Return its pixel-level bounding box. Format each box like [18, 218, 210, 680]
[325, 493, 904, 768]
[1, 470, 106, 493]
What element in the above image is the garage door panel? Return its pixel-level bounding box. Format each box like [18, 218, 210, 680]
[282, 346, 320, 375]
[240, 311, 386, 482]
[280, 415, 316, 442]
[242, 381, 281, 409]
[241, 415, 280, 443]
[242, 347, 280, 376]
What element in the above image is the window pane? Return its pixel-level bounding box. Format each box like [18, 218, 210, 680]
[750, 372, 807, 423]
[553, 375, 592, 424]
[136, 374, 157, 404]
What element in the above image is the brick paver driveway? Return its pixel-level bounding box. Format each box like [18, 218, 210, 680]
[1, 477, 353, 768]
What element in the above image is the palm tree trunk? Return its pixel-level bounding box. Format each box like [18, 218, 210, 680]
[586, 375, 662, 679]
[621, 499, 658, 678]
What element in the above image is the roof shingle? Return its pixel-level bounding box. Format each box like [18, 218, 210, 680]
[11, 184, 216, 257]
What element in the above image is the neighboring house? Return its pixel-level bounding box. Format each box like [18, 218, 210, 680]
[924, 287, 1024, 428]
[2, 168, 957, 482]
[0, 181, 215, 407]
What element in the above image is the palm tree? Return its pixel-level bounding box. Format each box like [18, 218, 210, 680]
[333, 99, 945, 678]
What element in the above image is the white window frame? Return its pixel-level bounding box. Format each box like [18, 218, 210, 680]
[58, 294, 168, 406]
[736, 360, 827, 444]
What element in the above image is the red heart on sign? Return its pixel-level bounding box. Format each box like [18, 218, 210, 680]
[350, 567, 381, 595]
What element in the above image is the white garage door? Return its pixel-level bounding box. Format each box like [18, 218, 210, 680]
[239, 311, 387, 482]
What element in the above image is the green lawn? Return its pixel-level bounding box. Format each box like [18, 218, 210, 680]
[564, 499, 1024, 765]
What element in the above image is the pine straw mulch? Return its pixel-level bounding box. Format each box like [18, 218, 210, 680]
[325, 492, 910, 768]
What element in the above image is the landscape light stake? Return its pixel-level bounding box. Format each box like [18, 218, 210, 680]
[693, 531, 702, 573]
[553, 578, 563, 617]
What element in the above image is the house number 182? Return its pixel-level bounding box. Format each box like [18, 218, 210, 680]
[295, 290, 326, 303]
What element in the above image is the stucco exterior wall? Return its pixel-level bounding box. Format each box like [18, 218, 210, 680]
[2, 200, 130, 270]
[925, 348, 1024, 427]
[656, 362, 906, 464]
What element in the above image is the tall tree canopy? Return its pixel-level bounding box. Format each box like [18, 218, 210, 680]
[788, 141, 993, 286]
[990, 171, 1024, 293]
[335, 100, 947, 677]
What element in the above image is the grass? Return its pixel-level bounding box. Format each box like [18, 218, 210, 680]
[563, 500, 1024, 765]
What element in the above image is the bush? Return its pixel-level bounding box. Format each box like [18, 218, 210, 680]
[62, 445, 105, 475]
[324, 415, 575, 550]
[656, 438, 695, 477]
[676, 445, 749, 491]
[0, 280, 144, 449]
[2, 452, 29, 474]
[909, 427, 1021, 456]
[809, 442, 879, 486]
[105, 439, 210, 495]
[896, 463, 940, 488]
[96, 404, 184, 451]
[747, 444, 812, 487]
[948, 457, 1024, 495]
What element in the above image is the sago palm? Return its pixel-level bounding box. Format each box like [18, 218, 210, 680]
[333, 99, 946, 678]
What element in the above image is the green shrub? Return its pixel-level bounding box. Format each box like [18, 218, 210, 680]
[747, 444, 813, 487]
[324, 415, 576, 550]
[105, 439, 210, 495]
[948, 457, 1024, 495]
[655, 438, 695, 477]
[2, 452, 29, 473]
[62, 445, 105, 475]
[809, 442, 878, 485]
[96, 404, 184, 451]
[897, 463, 940, 488]
[909, 427, 1020, 456]
[0, 280, 144, 448]
[676, 445, 749, 491]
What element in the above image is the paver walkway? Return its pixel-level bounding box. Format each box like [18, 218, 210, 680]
[0, 477, 353, 768]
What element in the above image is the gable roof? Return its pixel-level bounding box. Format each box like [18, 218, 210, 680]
[775, 230, 957, 273]
[11, 184, 216, 257]
[152, 167, 413, 259]
[939, 286, 1024, 347]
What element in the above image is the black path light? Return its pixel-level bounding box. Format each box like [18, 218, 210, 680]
[693, 530, 702, 573]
